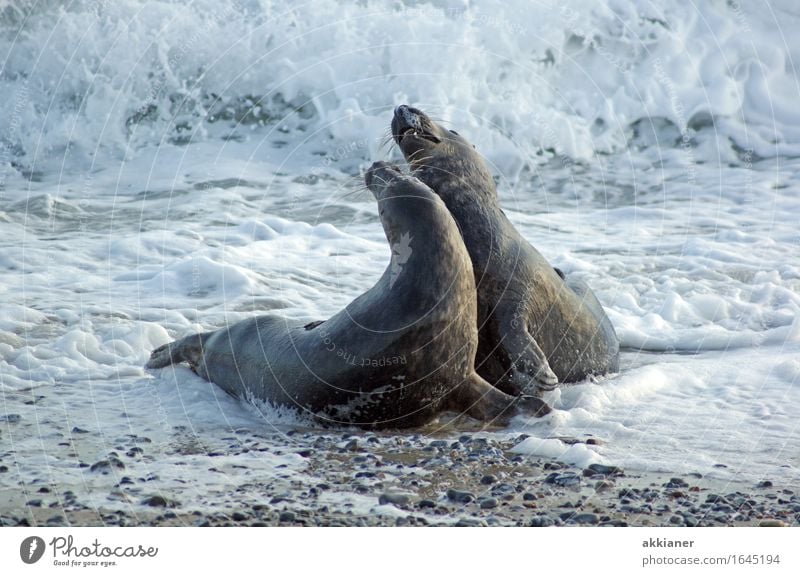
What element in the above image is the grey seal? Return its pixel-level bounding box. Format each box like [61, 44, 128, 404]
[146, 162, 549, 429]
[391, 105, 619, 396]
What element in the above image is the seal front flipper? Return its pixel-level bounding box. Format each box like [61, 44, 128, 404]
[496, 307, 559, 395]
[449, 373, 519, 425]
[449, 373, 551, 424]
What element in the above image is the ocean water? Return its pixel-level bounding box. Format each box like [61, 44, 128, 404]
[1, 0, 798, 515]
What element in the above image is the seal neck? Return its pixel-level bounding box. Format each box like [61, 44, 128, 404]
[376, 193, 470, 291]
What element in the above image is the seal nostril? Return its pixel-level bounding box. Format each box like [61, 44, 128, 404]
[395, 104, 418, 129]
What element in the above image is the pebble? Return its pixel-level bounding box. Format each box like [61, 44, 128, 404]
[446, 489, 476, 503]
[706, 494, 729, 504]
[522, 492, 537, 501]
[480, 474, 497, 485]
[479, 498, 498, 510]
[454, 517, 487, 527]
[759, 520, 786, 527]
[417, 499, 436, 509]
[0, 414, 21, 423]
[142, 495, 176, 508]
[71, 427, 89, 434]
[379, 493, 410, 507]
[0, 466, 8, 473]
[571, 513, 599, 525]
[279, 511, 296, 522]
[584, 464, 623, 477]
[665, 477, 689, 489]
[682, 514, 699, 527]
[594, 480, 615, 493]
[529, 516, 555, 527]
[90, 457, 125, 473]
[545, 472, 581, 487]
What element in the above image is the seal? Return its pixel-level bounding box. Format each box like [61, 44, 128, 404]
[146, 162, 549, 429]
[391, 105, 619, 396]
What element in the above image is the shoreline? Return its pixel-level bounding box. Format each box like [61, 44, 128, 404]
[2, 431, 797, 527]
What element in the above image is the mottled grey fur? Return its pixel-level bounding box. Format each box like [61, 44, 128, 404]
[147, 162, 549, 428]
[391, 106, 619, 395]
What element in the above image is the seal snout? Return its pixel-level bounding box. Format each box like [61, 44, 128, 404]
[394, 105, 420, 129]
[392, 105, 441, 146]
[392, 105, 423, 142]
[365, 161, 403, 195]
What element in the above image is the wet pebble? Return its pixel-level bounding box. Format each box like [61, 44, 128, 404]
[570, 513, 599, 525]
[545, 472, 580, 487]
[529, 516, 555, 527]
[379, 493, 410, 507]
[454, 517, 487, 527]
[446, 489, 476, 503]
[665, 477, 689, 489]
[417, 499, 436, 509]
[706, 494, 729, 504]
[279, 511, 296, 523]
[90, 457, 125, 473]
[480, 474, 497, 485]
[492, 482, 516, 495]
[759, 519, 786, 527]
[479, 498, 498, 510]
[584, 464, 623, 477]
[141, 495, 177, 508]
[682, 514, 699, 527]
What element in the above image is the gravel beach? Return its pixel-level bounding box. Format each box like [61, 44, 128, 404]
[2, 426, 797, 528]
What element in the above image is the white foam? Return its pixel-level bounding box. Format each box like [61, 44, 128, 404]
[1, 0, 798, 512]
[3, 0, 800, 180]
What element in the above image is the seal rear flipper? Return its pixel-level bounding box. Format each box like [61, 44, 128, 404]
[145, 333, 205, 370]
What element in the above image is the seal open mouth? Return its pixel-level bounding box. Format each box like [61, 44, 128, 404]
[393, 105, 442, 144]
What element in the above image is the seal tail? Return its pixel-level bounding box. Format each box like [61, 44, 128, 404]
[145, 333, 205, 370]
